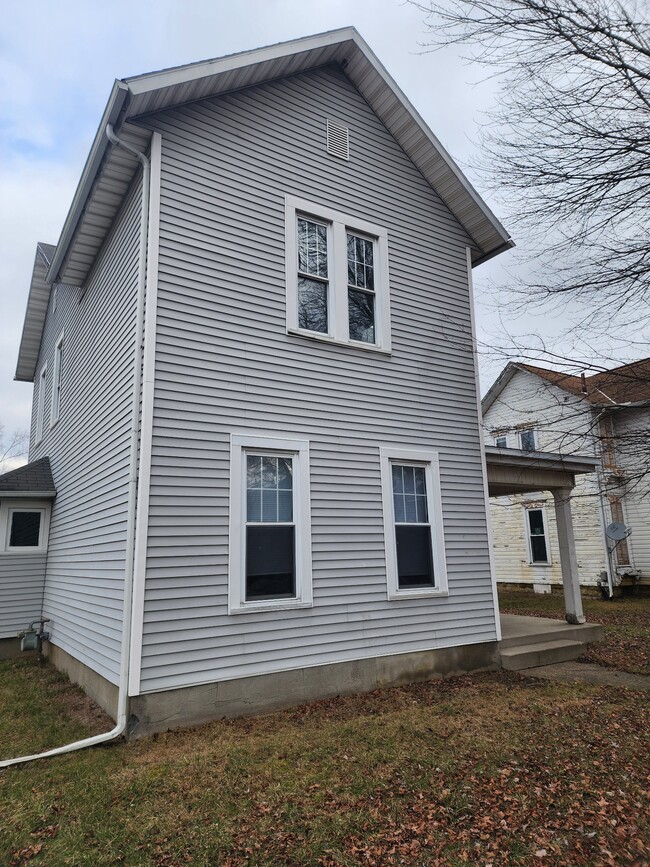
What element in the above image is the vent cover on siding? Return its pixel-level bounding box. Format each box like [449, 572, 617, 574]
[326, 119, 349, 161]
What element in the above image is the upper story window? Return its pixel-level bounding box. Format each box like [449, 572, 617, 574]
[35, 363, 47, 445]
[519, 429, 536, 452]
[286, 196, 391, 352]
[229, 433, 313, 614]
[494, 435, 507, 449]
[51, 331, 64, 427]
[380, 446, 448, 600]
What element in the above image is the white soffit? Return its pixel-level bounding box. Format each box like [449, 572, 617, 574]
[16, 243, 56, 382]
[47, 26, 512, 290]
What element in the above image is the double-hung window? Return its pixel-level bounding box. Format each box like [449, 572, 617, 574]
[229, 434, 312, 613]
[525, 507, 550, 564]
[380, 447, 448, 599]
[286, 196, 390, 351]
[51, 331, 64, 427]
[36, 363, 47, 444]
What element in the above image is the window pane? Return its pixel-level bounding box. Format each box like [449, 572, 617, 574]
[277, 457, 292, 490]
[298, 277, 328, 333]
[246, 525, 295, 600]
[495, 436, 507, 448]
[347, 234, 374, 290]
[531, 535, 548, 563]
[262, 456, 278, 489]
[278, 489, 293, 522]
[348, 288, 375, 343]
[403, 467, 415, 494]
[262, 489, 278, 522]
[396, 525, 434, 588]
[10, 512, 41, 547]
[247, 455, 261, 488]
[415, 494, 429, 523]
[413, 468, 426, 494]
[298, 218, 328, 278]
[520, 430, 536, 451]
[393, 492, 406, 523]
[528, 509, 544, 535]
[247, 490, 262, 523]
[404, 494, 418, 523]
[392, 465, 403, 493]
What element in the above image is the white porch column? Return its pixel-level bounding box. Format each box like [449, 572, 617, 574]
[552, 488, 585, 624]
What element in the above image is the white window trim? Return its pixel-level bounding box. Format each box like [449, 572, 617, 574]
[285, 195, 391, 353]
[0, 500, 51, 554]
[228, 433, 313, 614]
[35, 362, 48, 445]
[380, 446, 448, 600]
[50, 330, 64, 428]
[524, 505, 552, 566]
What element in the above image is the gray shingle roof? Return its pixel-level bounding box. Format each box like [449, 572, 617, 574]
[0, 457, 56, 495]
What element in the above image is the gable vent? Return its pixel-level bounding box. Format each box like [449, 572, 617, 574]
[326, 119, 349, 161]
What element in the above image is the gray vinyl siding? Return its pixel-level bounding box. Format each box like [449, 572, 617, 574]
[27, 176, 142, 684]
[0, 553, 47, 638]
[614, 408, 650, 582]
[138, 66, 496, 693]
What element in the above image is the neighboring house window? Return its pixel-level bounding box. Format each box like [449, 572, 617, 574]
[0, 502, 50, 553]
[285, 196, 391, 351]
[519, 429, 536, 452]
[526, 507, 550, 564]
[51, 331, 64, 426]
[494, 435, 507, 448]
[380, 447, 448, 599]
[35, 363, 47, 444]
[229, 433, 312, 613]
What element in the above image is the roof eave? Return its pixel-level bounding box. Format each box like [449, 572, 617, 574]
[45, 80, 130, 285]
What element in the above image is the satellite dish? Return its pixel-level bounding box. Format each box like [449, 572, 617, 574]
[606, 522, 630, 541]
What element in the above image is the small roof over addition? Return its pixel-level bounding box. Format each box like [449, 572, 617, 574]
[0, 457, 56, 498]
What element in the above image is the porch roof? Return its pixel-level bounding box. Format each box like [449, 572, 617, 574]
[485, 446, 598, 497]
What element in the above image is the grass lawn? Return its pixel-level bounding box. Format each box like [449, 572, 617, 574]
[1, 657, 649, 865]
[498, 585, 650, 676]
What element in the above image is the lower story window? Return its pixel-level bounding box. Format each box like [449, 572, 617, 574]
[380, 447, 448, 599]
[0, 502, 50, 553]
[229, 434, 312, 613]
[526, 507, 550, 564]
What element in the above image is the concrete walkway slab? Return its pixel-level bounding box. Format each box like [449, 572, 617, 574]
[523, 661, 650, 691]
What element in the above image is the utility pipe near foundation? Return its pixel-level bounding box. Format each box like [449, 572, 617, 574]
[0, 125, 150, 769]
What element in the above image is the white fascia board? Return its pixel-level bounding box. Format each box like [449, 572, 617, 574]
[46, 80, 130, 285]
[125, 27, 358, 94]
[346, 30, 513, 255]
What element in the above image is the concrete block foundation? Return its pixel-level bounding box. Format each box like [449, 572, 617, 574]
[44, 642, 118, 720]
[129, 640, 499, 738]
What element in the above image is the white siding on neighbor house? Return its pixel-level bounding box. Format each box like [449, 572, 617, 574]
[136, 66, 497, 694]
[483, 369, 606, 586]
[613, 408, 650, 582]
[0, 553, 47, 639]
[27, 175, 143, 685]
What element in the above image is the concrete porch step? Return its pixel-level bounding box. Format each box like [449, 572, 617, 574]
[500, 639, 586, 671]
[499, 615, 604, 650]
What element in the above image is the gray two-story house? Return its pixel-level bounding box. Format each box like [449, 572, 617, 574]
[1, 28, 513, 735]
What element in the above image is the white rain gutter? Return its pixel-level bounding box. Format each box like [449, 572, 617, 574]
[0, 124, 150, 769]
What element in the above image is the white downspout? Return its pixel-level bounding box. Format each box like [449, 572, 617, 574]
[0, 124, 150, 768]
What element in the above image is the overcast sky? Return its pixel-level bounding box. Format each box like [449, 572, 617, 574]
[0, 0, 587, 444]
